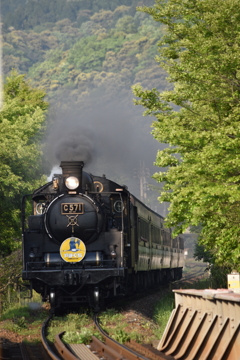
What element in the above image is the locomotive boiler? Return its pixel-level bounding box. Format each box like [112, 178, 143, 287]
[22, 161, 184, 310]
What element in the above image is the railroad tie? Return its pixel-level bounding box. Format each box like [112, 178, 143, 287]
[68, 344, 99, 360]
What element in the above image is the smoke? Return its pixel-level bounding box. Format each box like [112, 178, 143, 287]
[28, 302, 42, 311]
[45, 90, 162, 178]
[44, 87, 166, 214]
[54, 127, 94, 164]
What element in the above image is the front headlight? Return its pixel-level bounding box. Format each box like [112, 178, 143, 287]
[65, 176, 79, 190]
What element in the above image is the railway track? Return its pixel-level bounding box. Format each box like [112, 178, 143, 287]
[0, 283, 168, 360]
[0, 267, 207, 360]
[48, 310, 176, 360]
[0, 340, 52, 360]
[173, 266, 208, 287]
[1, 310, 168, 360]
[93, 312, 174, 360]
[46, 311, 173, 360]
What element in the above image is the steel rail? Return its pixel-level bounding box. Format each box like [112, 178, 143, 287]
[171, 268, 207, 286]
[41, 314, 63, 360]
[94, 313, 150, 360]
[54, 332, 79, 360]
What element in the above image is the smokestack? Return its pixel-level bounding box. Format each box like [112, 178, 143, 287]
[60, 161, 84, 190]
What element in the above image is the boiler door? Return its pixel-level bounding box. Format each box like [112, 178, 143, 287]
[45, 194, 102, 244]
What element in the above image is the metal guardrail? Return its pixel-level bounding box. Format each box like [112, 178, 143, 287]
[157, 289, 240, 360]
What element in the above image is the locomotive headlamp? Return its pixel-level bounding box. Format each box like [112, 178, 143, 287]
[110, 250, 117, 259]
[29, 251, 35, 259]
[65, 176, 79, 190]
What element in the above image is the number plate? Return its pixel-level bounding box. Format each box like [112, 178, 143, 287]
[61, 203, 84, 214]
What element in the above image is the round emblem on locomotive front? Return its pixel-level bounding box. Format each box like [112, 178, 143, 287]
[60, 237, 86, 263]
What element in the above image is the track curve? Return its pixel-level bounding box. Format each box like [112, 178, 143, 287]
[94, 312, 150, 360]
[41, 314, 63, 360]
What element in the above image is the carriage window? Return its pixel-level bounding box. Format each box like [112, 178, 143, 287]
[139, 218, 149, 242]
[172, 237, 178, 248]
[151, 225, 161, 245]
[162, 229, 171, 247]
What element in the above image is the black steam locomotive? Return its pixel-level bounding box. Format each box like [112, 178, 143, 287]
[22, 161, 184, 310]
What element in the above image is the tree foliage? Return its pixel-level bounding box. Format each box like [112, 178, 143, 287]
[133, 0, 240, 269]
[0, 250, 22, 309]
[2, 3, 165, 98]
[0, 72, 48, 256]
[1, 0, 154, 31]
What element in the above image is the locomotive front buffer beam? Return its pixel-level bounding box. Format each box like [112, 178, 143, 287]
[23, 267, 125, 286]
[23, 267, 125, 311]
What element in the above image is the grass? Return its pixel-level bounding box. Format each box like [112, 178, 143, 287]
[63, 328, 95, 344]
[152, 259, 213, 340]
[1, 305, 32, 321]
[47, 310, 102, 344]
[50, 308, 150, 344]
[0, 303, 152, 345]
[153, 292, 175, 339]
[98, 308, 124, 326]
[46, 308, 137, 345]
[0, 302, 48, 340]
[98, 308, 156, 344]
[98, 309, 131, 343]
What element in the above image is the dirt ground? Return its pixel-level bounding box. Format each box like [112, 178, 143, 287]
[0, 303, 49, 348]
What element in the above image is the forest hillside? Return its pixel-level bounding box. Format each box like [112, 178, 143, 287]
[2, 0, 169, 213]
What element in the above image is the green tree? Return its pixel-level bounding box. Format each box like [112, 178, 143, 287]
[0, 249, 22, 312]
[67, 35, 125, 72]
[115, 15, 138, 33]
[1, 0, 155, 31]
[132, 0, 240, 269]
[0, 71, 48, 256]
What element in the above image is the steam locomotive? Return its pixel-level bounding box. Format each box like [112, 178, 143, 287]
[22, 161, 184, 310]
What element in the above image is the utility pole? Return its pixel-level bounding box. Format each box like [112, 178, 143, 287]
[134, 160, 150, 203]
